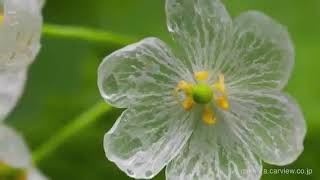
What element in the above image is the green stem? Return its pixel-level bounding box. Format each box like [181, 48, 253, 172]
[32, 101, 113, 164]
[42, 24, 138, 45]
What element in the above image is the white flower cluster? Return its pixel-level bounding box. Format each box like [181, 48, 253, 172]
[0, 0, 46, 179]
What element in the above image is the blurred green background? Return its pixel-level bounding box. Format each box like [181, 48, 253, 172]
[6, 0, 320, 179]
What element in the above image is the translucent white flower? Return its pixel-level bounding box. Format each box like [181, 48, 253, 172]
[98, 0, 306, 179]
[0, 125, 47, 180]
[0, 0, 43, 120]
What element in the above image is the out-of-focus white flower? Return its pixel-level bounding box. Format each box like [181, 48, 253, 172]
[0, 0, 43, 120]
[0, 125, 47, 180]
[0, 0, 46, 179]
[98, 0, 306, 179]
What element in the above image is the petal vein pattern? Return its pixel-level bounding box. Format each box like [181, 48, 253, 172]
[166, 0, 232, 73]
[104, 103, 195, 179]
[98, 37, 189, 108]
[226, 91, 306, 165]
[166, 123, 262, 180]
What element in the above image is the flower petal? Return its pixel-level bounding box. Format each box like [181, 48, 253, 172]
[166, 123, 262, 180]
[0, 0, 43, 120]
[226, 91, 306, 165]
[0, 125, 31, 168]
[224, 11, 294, 91]
[166, 0, 232, 72]
[27, 168, 48, 180]
[1, 0, 42, 67]
[104, 102, 194, 179]
[98, 37, 189, 108]
[0, 67, 26, 120]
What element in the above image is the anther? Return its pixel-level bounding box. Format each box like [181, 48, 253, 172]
[202, 106, 216, 125]
[194, 71, 209, 81]
[216, 96, 229, 110]
[174, 80, 194, 111]
[183, 96, 194, 111]
[212, 73, 229, 110]
[213, 73, 226, 95]
[176, 80, 193, 95]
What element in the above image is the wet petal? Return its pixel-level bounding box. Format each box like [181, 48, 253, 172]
[98, 37, 189, 108]
[227, 91, 306, 165]
[0, 67, 26, 121]
[104, 102, 194, 179]
[166, 0, 232, 72]
[0, 125, 31, 168]
[166, 123, 262, 180]
[223, 11, 294, 91]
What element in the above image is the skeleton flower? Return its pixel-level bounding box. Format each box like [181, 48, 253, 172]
[0, 0, 46, 179]
[98, 0, 306, 179]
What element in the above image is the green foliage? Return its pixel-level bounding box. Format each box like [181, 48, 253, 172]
[6, 0, 320, 179]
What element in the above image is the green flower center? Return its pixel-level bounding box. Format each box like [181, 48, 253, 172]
[191, 83, 214, 104]
[174, 72, 229, 125]
[0, 161, 27, 180]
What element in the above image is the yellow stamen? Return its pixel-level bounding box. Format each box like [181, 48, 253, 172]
[202, 106, 216, 125]
[213, 73, 226, 95]
[174, 80, 194, 111]
[0, 14, 4, 24]
[176, 80, 193, 94]
[194, 71, 209, 81]
[216, 96, 229, 110]
[183, 96, 194, 111]
[212, 73, 229, 110]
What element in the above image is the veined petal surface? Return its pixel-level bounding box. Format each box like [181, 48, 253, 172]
[104, 102, 195, 179]
[166, 0, 232, 73]
[98, 37, 189, 108]
[166, 122, 262, 180]
[223, 11, 294, 91]
[226, 91, 306, 165]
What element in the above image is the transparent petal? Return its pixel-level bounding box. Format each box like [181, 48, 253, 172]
[226, 91, 306, 165]
[0, 125, 31, 168]
[166, 123, 262, 180]
[223, 11, 294, 91]
[104, 102, 195, 179]
[0, 0, 43, 67]
[27, 168, 48, 180]
[166, 0, 232, 72]
[98, 37, 189, 108]
[0, 67, 26, 121]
